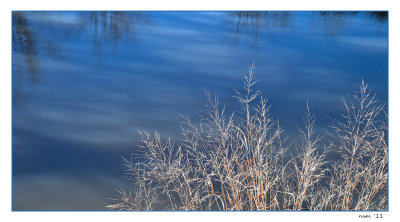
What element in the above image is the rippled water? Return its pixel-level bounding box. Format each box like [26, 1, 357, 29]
[12, 11, 388, 210]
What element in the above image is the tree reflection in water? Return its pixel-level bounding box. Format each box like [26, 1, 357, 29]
[77, 12, 149, 53]
[224, 11, 387, 45]
[12, 12, 40, 83]
[12, 11, 149, 102]
[224, 11, 292, 44]
[12, 11, 387, 101]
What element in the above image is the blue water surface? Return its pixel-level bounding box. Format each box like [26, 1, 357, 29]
[12, 11, 388, 210]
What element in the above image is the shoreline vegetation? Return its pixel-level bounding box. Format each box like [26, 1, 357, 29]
[106, 63, 387, 211]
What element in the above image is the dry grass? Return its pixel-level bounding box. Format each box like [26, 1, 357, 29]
[106, 64, 387, 211]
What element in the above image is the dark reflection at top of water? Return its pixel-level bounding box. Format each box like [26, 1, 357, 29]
[76, 12, 150, 53]
[224, 11, 292, 44]
[12, 11, 149, 105]
[12, 12, 40, 83]
[12, 11, 388, 83]
[224, 11, 387, 45]
[367, 11, 388, 21]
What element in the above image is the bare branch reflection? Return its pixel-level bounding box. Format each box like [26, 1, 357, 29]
[224, 11, 387, 44]
[12, 11, 149, 103]
[77, 12, 149, 53]
[224, 11, 292, 44]
[13, 12, 40, 83]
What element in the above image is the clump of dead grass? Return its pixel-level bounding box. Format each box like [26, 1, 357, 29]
[106, 64, 387, 211]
